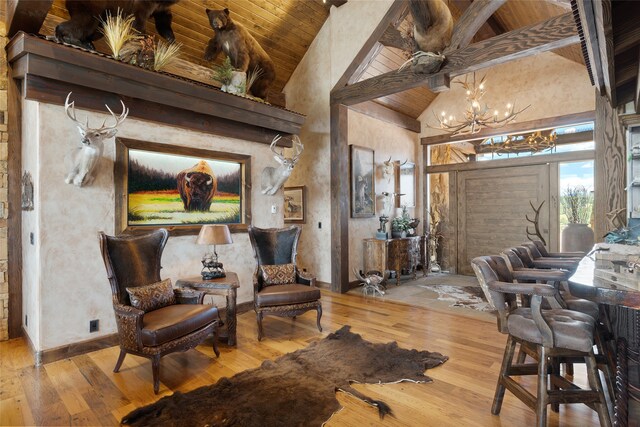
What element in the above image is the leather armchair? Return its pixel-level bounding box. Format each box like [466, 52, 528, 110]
[99, 229, 220, 394]
[531, 240, 585, 258]
[248, 225, 322, 341]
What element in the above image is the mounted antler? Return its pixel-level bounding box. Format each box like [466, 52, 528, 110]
[525, 200, 546, 246]
[262, 134, 304, 195]
[64, 92, 128, 187]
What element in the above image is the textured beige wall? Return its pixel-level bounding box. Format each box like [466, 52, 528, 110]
[348, 110, 419, 280]
[24, 102, 283, 351]
[419, 52, 596, 138]
[284, 1, 401, 284]
[0, 22, 8, 341]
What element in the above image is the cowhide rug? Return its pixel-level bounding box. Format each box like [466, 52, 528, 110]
[122, 325, 448, 426]
[418, 284, 494, 312]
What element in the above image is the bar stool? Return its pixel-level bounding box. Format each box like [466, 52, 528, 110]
[530, 240, 585, 258]
[519, 242, 580, 271]
[471, 255, 611, 427]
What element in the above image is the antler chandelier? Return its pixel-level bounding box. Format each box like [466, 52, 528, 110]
[485, 130, 557, 155]
[431, 73, 529, 136]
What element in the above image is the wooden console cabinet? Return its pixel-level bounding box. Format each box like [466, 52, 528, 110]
[363, 236, 427, 285]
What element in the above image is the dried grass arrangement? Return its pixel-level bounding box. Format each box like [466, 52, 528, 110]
[153, 39, 182, 71]
[246, 66, 264, 95]
[99, 9, 140, 60]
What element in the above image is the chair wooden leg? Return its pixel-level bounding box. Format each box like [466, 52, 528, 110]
[316, 305, 323, 332]
[517, 346, 527, 364]
[585, 352, 612, 427]
[151, 355, 161, 394]
[550, 357, 560, 413]
[256, 311, 264, 341]
[212, 325, 220, 358]
[536, 346, 549, 427]
[492, 335, 517, 415]
[113, 349, 127, 373]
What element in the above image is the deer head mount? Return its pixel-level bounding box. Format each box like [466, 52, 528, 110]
[64, 92, 128, 187]
[381, 158, 408, 183]
[261, 135, 303, 195]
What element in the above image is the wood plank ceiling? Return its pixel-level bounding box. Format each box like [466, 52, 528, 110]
[35, 0, 586, 118]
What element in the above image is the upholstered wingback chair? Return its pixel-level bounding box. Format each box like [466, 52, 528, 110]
[99, 229, 220, 394]
[471, 256, 610, 426]
[248, 225, 322, 341]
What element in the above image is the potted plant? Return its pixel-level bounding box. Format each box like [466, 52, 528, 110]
[560, 185, 594, 252]
[391, 206, 411, 238]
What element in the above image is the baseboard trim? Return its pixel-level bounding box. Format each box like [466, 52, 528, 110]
[348, 280, 361, 290]
[236, 301, 253, 314]
[38, 333, 119, 365]
[21, 325, 40, 365]
[316, 281, 332, 290]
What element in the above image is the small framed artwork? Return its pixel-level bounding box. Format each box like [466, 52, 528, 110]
[283, 186, 306, 223]
[350, 145, 375, 218]
[396, 161, 416, 208]
[114, 138, 251, 235]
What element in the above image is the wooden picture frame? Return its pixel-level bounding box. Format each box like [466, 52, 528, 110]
[395, 161, 416, 208]
[350, 145, 375, 218]
[283, 186, 306, 223]
[115, 138, 251, 235]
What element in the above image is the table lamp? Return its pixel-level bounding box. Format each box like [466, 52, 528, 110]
[196, 224, 233, 279]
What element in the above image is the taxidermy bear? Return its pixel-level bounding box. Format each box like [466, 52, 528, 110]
[204, 8, 276, 100]
[55, 0, 180, 50]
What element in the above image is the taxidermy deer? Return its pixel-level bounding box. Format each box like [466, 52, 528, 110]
[64, 93, 128, 187]
[261, 135, 303, 195]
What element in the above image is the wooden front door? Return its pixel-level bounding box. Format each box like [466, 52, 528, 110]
[456, 164, 551, 275]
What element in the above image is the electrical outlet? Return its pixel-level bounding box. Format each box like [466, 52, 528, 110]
[89, 319, 99, 333]
[318, 222, 322, 229]
[25, 315, 28, 327]
[30, 232, 34, 245]
[271, 205, 277, 214]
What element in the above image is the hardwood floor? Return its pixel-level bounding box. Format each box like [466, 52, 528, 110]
[0, 290, 602, 426]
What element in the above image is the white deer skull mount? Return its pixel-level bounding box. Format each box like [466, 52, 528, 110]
[261, 135, 304, 195]
[64, 92, 128, 187]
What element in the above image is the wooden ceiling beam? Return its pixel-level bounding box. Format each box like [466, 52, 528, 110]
[421, 110, 595, 146]
[332, 12, 579, 106]
[332, 0, 408, 91]
[447, 0, 506, 52]
[636, 47, 640, 113]
[6, 0, 52, 38]
[349, 101, 421, 132]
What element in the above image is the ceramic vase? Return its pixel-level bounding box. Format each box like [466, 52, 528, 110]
[561, 223, 594, 252]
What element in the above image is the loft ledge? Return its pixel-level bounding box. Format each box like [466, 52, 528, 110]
[7, 32, 304, 145]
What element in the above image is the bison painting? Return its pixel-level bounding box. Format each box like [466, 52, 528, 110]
[177, 160, 217, 212]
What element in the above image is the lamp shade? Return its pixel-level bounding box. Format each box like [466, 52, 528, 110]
[196, 225, 233, 245]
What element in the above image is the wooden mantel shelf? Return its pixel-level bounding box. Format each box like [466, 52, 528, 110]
[6, 32, 305, 145]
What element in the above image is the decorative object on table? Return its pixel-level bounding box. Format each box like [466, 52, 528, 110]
[354, 269, 388, 297]
[55, 1, 178, 50]
[350, 145, 375, 218]
[391, 216, 410, 238]
[525, 200, 546, 246]
[261, 135, 303, 195]
[21, 171, 34, 211]
[406, 218, 420, 237]
[376, 215, 389, 240]
[560, 185, 594, 252]
[428, 73, 529, 135]
[203, 8, 276, 100]
[121, 325, 448, 427]
[114, 138, 250, 235]
[64, 92, 128, 187]
[196, 224, 233, 279]
[283, 186, 306, 223]
[395, 161, 416, 208]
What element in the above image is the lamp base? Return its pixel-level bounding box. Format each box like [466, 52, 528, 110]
[202, 271, 226, 280]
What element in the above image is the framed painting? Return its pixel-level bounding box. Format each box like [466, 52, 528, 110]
[115, 138, 251, 235]
[395, 161, 416, 208]
[350, 145, 375, 218]
[283, 186, 306, 223]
